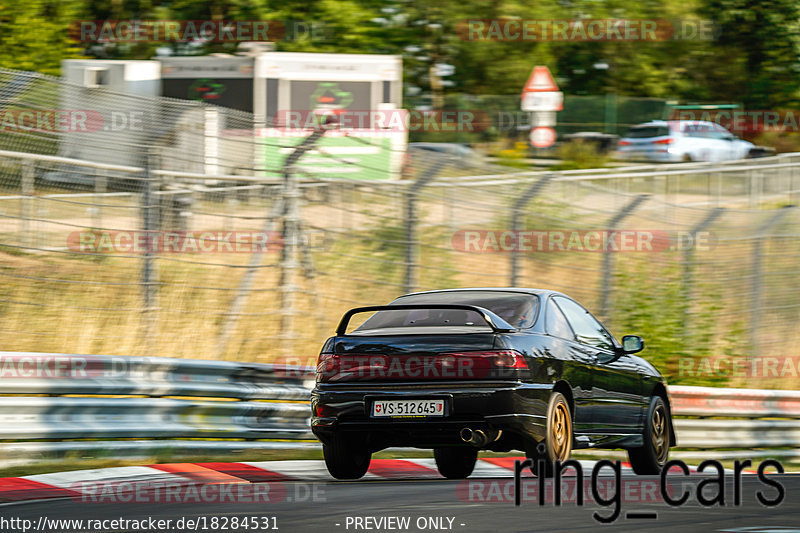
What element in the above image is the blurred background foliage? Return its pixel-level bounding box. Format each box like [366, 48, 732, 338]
[1, 0, 799, 109]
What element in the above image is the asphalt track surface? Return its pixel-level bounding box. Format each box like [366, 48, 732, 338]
[4, 475, 800, 533]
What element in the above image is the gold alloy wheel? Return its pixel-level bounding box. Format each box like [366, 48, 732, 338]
[551, 400, 571, 460]
[651, 403, 669, 464]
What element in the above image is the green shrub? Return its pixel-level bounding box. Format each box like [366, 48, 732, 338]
[551, 140, 609, 170]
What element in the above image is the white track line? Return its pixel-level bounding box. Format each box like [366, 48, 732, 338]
[24, 466, 183, 492]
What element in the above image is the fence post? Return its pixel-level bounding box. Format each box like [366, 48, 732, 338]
[750, 205, 793, 354]
[20, 159, 34, 248]
[216, 125, 326, 358]
[509, 174, 553, 286]
[600, 194, 649, 320]
[404, 160, 446, 294]
[93, 168, 107, 231]
[278, 166, 301, 358]
[278, 128, 325, 357]
[141, 153, 159, 355]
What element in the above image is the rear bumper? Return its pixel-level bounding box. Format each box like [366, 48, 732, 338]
[310, 381, 551, 450]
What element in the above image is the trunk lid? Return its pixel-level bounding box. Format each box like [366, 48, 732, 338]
[318, 332, 527, 383]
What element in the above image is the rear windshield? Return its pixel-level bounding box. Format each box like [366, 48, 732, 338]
[625, 125, 670, 138]
[353, 291, 539, 333]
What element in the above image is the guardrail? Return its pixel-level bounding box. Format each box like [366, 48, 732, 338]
[670, 385, 800, 456]
[0, 352, 797, 461]
[0, 351, 316, 459]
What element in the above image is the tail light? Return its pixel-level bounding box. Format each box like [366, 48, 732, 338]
[618, 140, 632, 146]
[316, 352, 337, 377]
[314, 404, 337, 417]
[315, 350, 527, 382]
[490, 350, 529, 368]
[651, 138, 673, 144]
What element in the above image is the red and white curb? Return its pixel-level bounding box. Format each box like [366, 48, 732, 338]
[0, 459, 718, 504]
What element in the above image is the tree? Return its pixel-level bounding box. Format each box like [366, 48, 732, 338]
[0, 0, 83, 75]
[4, 0, 799, 112]
[698, 0, 800, 108]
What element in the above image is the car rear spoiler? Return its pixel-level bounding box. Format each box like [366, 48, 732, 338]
[335, 304, 517, 336]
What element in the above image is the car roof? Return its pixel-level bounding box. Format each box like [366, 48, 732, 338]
[628, 119, 726, 130]
[666, 120, 725, 128]
[629, 120, 669, 128]
[396, 287, 567, 299]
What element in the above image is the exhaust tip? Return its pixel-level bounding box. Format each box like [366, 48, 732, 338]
[460, 427, 489, 447]
[460, 427, 502, 447]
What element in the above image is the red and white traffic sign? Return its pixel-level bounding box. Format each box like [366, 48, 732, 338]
[530, 127, 556, 148]
[521, 66, 563, 111]
[523, 66, 559, 92]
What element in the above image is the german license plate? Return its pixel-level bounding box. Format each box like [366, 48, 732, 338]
[372, 399, 445, 418]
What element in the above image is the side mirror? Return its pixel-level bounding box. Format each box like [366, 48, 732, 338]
[621, 335, 644, 354]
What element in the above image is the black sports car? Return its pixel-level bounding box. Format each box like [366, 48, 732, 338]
[311, 288, 675, 479]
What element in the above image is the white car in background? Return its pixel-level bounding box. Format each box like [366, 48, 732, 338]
[616, 120, 755, 162]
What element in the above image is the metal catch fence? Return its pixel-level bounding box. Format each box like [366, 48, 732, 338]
[2, 68, 800, 392]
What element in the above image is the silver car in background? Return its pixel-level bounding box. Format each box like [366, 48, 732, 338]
[615, 120, 755, 162]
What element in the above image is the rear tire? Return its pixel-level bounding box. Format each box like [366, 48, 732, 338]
[527, 392, 573, 477]
[323, 435, 371, 480]
[628, 396, 671, 475]
[434, 447, 478, 479]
